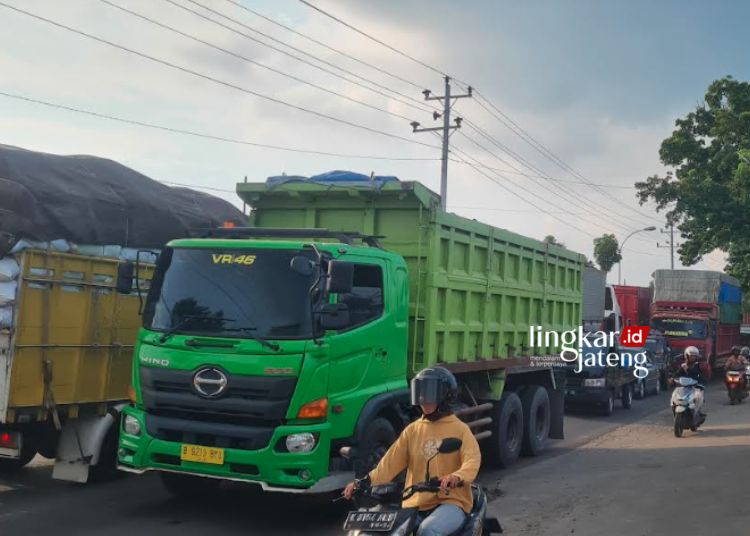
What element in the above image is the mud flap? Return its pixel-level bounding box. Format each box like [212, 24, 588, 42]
[548, 388, 564, 440]
[52, 406, 123, 483]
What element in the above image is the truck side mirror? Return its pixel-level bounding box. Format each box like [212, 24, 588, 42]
[116, 261, 134, 294]
[318, 303, 350, 331]
[290, 255, 316, 276]
[327, 261, 354, 294]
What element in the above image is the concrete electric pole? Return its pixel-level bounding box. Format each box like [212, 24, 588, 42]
[411, 76, 472, 209]
[657, 223, 679, 269]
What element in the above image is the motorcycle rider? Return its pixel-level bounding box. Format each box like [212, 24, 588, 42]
[724, 345, 748, 371]
[675, 346, 707, 416]
[343, 367, 481, 536]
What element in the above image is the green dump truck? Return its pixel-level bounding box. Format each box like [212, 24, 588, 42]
[118, 177, 584, 496]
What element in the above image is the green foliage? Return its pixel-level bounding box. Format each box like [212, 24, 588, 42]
[636, 77, 750, 290]
[593, 234, 621, 273]
[543, 235, 565, 248]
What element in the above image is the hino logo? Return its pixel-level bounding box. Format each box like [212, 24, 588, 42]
[192, 367, 228, 398]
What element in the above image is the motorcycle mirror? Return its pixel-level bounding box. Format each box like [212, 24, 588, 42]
[438, 437, 462, 454]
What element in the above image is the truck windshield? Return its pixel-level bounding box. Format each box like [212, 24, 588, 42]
[143, 247, 318, 340]
[651, 318, 706, 339]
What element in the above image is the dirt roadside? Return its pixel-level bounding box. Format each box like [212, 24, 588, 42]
[489, 384, 750, 535]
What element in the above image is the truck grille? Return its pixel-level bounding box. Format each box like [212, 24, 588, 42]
[140, 367, 296, 450]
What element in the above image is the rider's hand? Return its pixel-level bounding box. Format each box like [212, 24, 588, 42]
[439, 474, 461, 492]
[343, 481, 358, 500]
[680, 362, 688, 371]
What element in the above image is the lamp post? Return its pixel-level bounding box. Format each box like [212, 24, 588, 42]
[618, 226, 657, 284]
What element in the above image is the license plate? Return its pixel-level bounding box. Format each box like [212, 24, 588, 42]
[343, 511, 398, 531]
[180, 444, 225, 465]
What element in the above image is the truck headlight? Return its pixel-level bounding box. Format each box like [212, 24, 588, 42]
[123, 415, 141, 436]
[285, 433, 316, 453]
[583, 378, 606, 387]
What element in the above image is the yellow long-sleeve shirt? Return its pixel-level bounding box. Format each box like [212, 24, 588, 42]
[368, 414, 481, 513]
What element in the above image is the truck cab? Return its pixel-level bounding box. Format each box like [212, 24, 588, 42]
[651, 308, 713, 379]
[118, 231, 409, 493]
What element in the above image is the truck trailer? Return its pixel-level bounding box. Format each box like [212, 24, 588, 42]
[118, 176, 585, 496]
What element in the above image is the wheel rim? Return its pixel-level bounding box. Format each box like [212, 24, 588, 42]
[608, 394, 614, 412]
[535, 405, 546, 437]
[507, 413, 520, 451]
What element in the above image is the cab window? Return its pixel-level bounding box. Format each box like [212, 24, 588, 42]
[338, 264, 384, 329]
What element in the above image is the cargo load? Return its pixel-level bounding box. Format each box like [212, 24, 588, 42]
[653, 269, 741, 324]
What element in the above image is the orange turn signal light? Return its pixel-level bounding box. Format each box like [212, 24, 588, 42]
[128, 385, 137, 403]
[297, 398, 328, 419]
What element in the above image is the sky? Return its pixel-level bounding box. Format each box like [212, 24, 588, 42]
[1, 0, 748, 285]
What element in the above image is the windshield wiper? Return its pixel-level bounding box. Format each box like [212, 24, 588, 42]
[221, 327, 281, 352]
[158, 315, 236, 343]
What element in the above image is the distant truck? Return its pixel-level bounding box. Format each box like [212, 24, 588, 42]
[651, 269, 742, 378]
[582, 265, 606, 332]
[613, 285, 652, 327]
[118, 176, 586, 497]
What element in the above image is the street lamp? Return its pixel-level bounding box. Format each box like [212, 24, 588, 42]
[617, 226, 657, 284]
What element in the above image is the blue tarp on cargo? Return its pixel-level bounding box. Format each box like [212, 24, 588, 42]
[266, 170, 400, 190]
[719, 281, 742, 304]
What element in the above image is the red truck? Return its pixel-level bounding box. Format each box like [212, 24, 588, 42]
[613, 285, 652, 327]
[650, 270, 742, 380]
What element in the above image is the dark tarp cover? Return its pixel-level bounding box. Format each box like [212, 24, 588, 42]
[0, 144, 246, 253]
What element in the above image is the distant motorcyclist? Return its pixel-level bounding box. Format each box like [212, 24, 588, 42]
[675, 346, 706, 415]
[724, 345, 748, 371]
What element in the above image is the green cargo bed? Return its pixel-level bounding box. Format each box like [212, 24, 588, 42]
[238, 180, 585, 374]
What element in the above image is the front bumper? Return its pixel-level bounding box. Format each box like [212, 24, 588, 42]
[118, 406, 349, 493]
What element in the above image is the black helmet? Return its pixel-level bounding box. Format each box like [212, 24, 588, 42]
[732, 345, 741, 356]
[742, 347, 750, 358]
[410, 367, 458, 409]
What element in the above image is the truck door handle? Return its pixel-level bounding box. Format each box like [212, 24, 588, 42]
[375, 349, 388, 360]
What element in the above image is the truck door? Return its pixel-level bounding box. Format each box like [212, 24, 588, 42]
[328, 260, 399, 415]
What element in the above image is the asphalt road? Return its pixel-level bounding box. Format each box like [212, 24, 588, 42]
[0, 390, 668, 535]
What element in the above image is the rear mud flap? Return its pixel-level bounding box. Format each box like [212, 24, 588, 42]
[549, 388, 564, 440]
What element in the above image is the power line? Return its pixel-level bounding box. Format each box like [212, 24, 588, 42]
[470, 91, 662, 225]
[99, 0, 419, 123]
[0, 2, 442, 151]
[457, 118, 650, 233]
[451, 146, 598, 239]
[170, 0, 435, 115]
[221, 0, 425, 91]
[453, 131, 643, 236]
[0, 90, 442, 161]
[298, 0, 447, 79]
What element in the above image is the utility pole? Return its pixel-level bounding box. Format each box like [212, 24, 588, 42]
[657, 223, 678, 269]
[411, 76, 472, 209]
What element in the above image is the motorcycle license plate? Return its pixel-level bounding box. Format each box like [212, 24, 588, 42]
[343, 511, 398, 531]
[180, 444, 224, 465]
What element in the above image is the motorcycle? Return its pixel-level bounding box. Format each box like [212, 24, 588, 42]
[341, 438, 502, 535]
[671, 376, 706, 437]
[724, 368, 748, 405]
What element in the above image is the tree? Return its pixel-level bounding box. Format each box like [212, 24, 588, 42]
[593, 234, 621, 273]
[543, 235, 565, 248]
[636, 77, 750, 290]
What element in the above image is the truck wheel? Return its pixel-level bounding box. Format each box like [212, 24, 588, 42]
[484, 392, 523, 468]
[88, 425, 123, 482]
[356, 417, 396, 478]
[160, 472, 221, 499]
[621, 385, 633, 409]
[0, 440, 36, 472]
[520, 386, 550, 457]
[635, 381, 646, 400]
[599, 391, 614, 416]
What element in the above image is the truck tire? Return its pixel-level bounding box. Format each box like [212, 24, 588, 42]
[484, 392, 523, 468]
[635, 380, 646, 400]
[621, 384, 633, 409]
[599, 391, 614, 416]
[520, 386, 550, 457]
[356, 417, 396, 478]
[88, 424, 123, 482]
[0, 440, 36, 472]
[160, 472, 221, 499]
